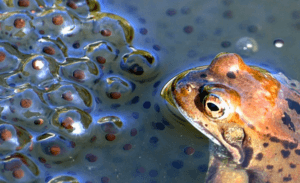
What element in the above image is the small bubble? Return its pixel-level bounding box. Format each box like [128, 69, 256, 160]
[235, 37, 258, 56]
[73, 69, 85, 80]
[14, 18, 25, 29]
[20, 99, 32, 108]
[273, 39, 284, 48]
[18, 0, 30, 7]
[43, 46, 56, 55]
[12, 169, 24, 179]
[96, 56, 106, 64]
[32, 60, 44, 70]
[52, 15, 64, 25]
[101, 29, 112, 37]
[62, 117, 74, 129]
[1, 129, 12, 141]
[0, 51, 6, 62]
[50, 145, 61, 156]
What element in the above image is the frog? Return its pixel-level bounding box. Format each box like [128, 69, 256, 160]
[161, 52, 300, 183]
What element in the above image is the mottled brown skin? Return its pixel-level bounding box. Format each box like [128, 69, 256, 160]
[168, 53, 300, 183]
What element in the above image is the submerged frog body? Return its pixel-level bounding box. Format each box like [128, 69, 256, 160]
[162, 53, 300, 183]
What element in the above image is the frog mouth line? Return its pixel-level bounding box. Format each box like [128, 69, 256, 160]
[172, 96, 222, 146]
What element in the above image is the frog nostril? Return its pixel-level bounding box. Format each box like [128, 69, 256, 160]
[185, 84, 192, 92]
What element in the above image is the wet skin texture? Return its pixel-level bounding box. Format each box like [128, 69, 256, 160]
[165, 53, 300, 183]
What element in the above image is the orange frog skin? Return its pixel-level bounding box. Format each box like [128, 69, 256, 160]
[162, 53, 300, 183]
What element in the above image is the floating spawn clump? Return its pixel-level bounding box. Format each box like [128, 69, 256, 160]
[0, 0, 162, 182]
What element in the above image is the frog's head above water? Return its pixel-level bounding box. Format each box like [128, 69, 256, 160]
[162, 52, 300, 182]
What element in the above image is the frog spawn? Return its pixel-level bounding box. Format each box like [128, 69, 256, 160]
[0, 0, 159, 182]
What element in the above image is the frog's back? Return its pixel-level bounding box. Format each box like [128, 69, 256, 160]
[252, 73, 300, 183]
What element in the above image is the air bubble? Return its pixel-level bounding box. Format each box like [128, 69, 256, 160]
[235, 37, 258, 56]
[273, 39, 284, 48]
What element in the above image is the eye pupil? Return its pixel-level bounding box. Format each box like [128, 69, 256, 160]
[207, 102, 219, 111]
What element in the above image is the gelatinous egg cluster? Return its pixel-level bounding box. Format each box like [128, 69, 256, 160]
[0, 0, 211, 182]
[0, 0, 162, 182]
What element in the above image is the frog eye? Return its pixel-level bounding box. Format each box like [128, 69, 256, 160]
[203, 94, 226, 119]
